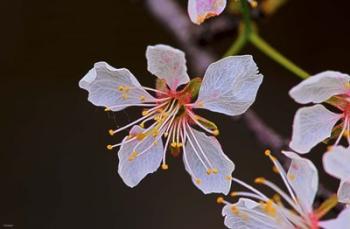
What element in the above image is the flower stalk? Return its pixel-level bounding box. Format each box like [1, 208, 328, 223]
[225, 0, 310, 79]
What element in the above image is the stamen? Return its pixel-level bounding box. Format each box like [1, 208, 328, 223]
[314, 194, 338, 219]
[187, 110, 219, 136]
[334, 116, 348, 146]
[142, 86, 168, 95]
[232, 177, 269, 201]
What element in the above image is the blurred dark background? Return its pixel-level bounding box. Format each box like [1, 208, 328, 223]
[1, 0, 350, 228]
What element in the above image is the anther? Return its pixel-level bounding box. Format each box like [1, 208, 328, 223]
[248, 0, 258, 8]
[230, 192, 238, 197]
[118, 85, 124, 92]
[207, 168, 213, 175]
[139, 95, 145, 102]
[176, 142, 183, 148]
[104, 107, 110, 112]
[171, 142, 177, 148]
[108, 129, 115, 136]
[264, 149, 271, 157]
[225, 176, 233, 181]
[195, 178, 202, 185]
[161, 163, 169, 170]
[255, 177, 266, 184]
[106, 145, 113, 150]
[128, 151, 138, 161]
[212, 168, 218, 174]
[216, 197, 225, 204]
[142, 110, 149, 116]
[212, 129, 219, 136]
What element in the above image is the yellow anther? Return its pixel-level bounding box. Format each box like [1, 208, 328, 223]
[108, 129, 115, 136]
[212, 129, 219, 136]
[171, 142, 177, 148]
[344, 130, 350, 138]
[154, 115, 160, 121]
[264, 149, 271, 157]
[123, 86, 130, 93]
[212, 168, 218, 174]
[272, 165, 279, 174]
[176, 142, 183, 148]
[136, 133, 146, 140]
[230, 206, 239, 215]
[164, 132, 168, 137]
[122, 93, 128, 100]
[152, 129, 159, 137]
[104, 107, 110, 112]
[288, 173, 296, 181]
[216, 197, 225, 204]
[139, 122, 145, 128]
[225, 176, 233, 181]
[230, 192, 238, 197]
[273, 194, 281, 203]
[139, 95, 145, 102]
[153, 140, 158, 145]
[262, 200, 276, 217]
[106, 145, 113, 150]
[161, 163, 169, 170]
[118, 85, 124, 92]
[195, 178, 202, 185]
[128, 151, 138, 161]
[327, 145, 334, 152]
[207, 168, 213, 175]
[248, 0, 258, 8]
[142, 110, 149, 116]
[255, 177, 266, 184]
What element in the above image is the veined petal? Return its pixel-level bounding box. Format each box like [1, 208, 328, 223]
[183, 127, 234, 194]
[323, 146, 350, 179]
[194, 55, 263, 116]
[289, 71, 350, 104]
[282, 151, 318, 213]
[338, 179, 350, 204]
[117, 126, 164, 187]
[188, 0, 227, 25]
[319, 207, 350, 229]
[146, 44, 190, 91]
[79, 62, 156, 111]
[222, 198, 282, 229]
[289, 104, 342, 154]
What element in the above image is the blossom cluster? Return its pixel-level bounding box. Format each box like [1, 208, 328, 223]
[78, 1, 350, 228]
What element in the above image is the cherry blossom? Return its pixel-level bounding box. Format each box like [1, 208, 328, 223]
[218, 150, 350, 229]
[79, 44, 263, 194]
[289, 71, 350, 154]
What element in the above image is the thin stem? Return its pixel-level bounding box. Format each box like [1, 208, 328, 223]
[224, 23, 248, 56]
[249, 32, 310, 79]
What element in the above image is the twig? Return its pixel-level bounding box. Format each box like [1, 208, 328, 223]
[144, 0, 342, 211]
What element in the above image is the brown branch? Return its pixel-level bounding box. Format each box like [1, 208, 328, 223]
[144, 0, 342, 211]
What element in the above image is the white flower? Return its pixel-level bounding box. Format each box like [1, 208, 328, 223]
[187, 0, 257, 25]
[79, 44, 263, 194]
[218, 150, 350, 229]
[289, 71, 350, 154]
[323, 146, 350, 204]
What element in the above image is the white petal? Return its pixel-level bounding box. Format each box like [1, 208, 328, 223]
[195, 55, 263, 116]
[319, 207, 350, 229]
[188, 0, 227, 25]
[338, 179, 350, 204]
[146, 44, 190, 91]
[323, 146, 350, 179]
[183, 127, 234, 194]
[282, 151, 318, 213]
[79, 62, 156, 111]
[289, 71, 350, 104]
[289, 104, 342, 154]
[222, 198, 281, 229]
[117, 126, 164, 187]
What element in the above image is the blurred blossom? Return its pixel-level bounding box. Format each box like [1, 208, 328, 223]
[218, 150, 349, 229]
[323, 146, 350, 204]
[289, 71, 350, 154]
[79, 44, 263, 194]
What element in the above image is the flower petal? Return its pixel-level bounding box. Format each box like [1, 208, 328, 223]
[188, 0, 227, 25]
[194, 55, 263, 116]
[79, 62, 156, 111]
[338, 179, 350, 204]
[117, 126, 164, 187]
[282, 151, 318, 213]
[323, 146, 350, 179]
[289, 71, 350, 104]
[289, 104, 342, 154]
[222, 198, 282, 229]
[146, 44, 190, 91]
[183, 126, 234, 194]
[319, 207, 350, 229]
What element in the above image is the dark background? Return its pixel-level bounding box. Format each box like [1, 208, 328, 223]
[1, 0, 350, 228]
